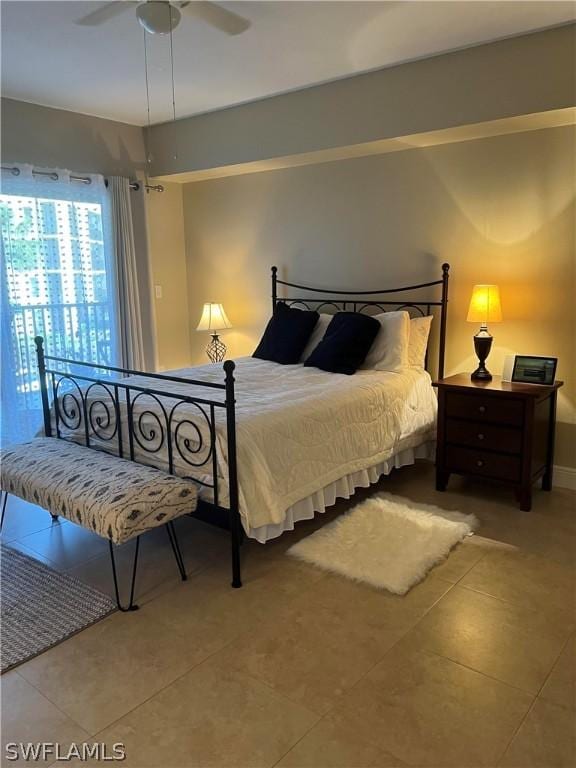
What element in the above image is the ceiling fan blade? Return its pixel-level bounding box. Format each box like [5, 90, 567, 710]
[179, 1, 250, 35]
[75, 2, 133, 27]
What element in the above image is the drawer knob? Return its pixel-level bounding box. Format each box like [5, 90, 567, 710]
[478, 433, 485, 441]
[478, 405, 486, 414]
[476, 459, 484, 468]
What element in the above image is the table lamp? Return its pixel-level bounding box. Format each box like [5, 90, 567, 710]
[467, 284, 502, 381]
[196, 302, 232, 363]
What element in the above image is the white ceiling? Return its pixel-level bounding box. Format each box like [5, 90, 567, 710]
[2, 1, 574, 126]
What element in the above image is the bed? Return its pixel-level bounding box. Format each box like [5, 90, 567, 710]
[35, 264, 450, 587]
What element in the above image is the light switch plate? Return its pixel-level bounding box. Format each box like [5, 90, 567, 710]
[154, 285, 163, 299]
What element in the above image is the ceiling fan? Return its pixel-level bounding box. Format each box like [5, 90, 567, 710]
[75, 0, 251, 36]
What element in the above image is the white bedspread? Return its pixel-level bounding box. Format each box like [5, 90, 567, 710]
[56, 358, 437, 536]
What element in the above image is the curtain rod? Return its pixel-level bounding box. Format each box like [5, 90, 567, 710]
[0, 165, 164, 193]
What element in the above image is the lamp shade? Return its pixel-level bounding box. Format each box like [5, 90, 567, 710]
[196, 303, 232, 332]
[467, 285, 502, 324]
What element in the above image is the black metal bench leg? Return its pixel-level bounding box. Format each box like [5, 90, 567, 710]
[0, 493, 57, 533]
[166, 521, 187, 582]
[0, 492, 8, 533]
[108, 537, 140, 612]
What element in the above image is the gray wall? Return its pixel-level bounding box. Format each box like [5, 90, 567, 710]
[0, 98, 183, 370]
[3, 28, 574, 468]
[1, 98, 146, 177]
[183, 125, 575, 468]
[149, 24, 575, 176]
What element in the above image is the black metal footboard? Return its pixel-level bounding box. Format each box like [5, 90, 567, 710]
[34, 336, 243, 588]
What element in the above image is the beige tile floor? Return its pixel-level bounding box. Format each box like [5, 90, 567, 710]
[1, 462, 575, 768]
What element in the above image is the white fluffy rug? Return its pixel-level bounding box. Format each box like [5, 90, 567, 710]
[287, 493, 478, 595]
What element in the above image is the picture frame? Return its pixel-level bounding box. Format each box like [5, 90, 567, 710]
[511, 355, 557, 385]
[502, 355, 515, 382]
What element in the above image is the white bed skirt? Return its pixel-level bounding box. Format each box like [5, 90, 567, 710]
[247, 439, 436, 543]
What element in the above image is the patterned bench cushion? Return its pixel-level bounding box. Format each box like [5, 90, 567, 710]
[0, 438, 198, 545]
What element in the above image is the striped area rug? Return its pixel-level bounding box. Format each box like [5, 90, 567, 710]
[1, 543, 116, 672]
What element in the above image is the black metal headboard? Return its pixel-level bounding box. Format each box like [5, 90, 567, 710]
[272, 263, 450, 379]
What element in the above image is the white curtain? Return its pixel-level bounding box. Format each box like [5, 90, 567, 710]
[108, 176, 145, 370]
[0, 164, 118, 445]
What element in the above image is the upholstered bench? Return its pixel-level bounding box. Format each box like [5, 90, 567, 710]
[0, 438, 199, 610]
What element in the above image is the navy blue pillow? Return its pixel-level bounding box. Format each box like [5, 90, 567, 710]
[253, 302, 319, 364]
[304, 312, 380, 374]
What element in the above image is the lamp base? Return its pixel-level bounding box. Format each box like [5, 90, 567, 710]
[206, 334, 226, 364]
[471, 329, 493, 382]
[471, 364, 493, 381]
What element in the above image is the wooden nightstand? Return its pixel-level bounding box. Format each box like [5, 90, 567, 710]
[435, 374, 563, 511]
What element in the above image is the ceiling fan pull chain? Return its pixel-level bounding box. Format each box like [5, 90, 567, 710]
[143, 26, 153, 172]
[169, 8, 178, 161]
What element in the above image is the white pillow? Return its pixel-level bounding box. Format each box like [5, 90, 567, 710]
[408, 315, 433, 368]
[301, 313, 332, 361]
[361, 311, 410, 372]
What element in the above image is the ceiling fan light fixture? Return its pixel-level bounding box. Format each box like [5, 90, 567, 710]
[136, 1, 181, 34]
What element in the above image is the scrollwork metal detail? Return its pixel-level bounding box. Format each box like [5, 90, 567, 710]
[85, 382, 118, 442]
[54, 375, 84, 431]
[357, 303, 388, 314]
[285, 300, 313, 310]
[284, 299, 429, 317]
[129, 391, 168, 455]
[169, 400, 214, 471]
[395, 303, 426, 317]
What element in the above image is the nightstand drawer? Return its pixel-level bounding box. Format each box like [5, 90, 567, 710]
[445, 445, 521, 482]
[445, 392, 524, 426]
[445, 419, 522, 454]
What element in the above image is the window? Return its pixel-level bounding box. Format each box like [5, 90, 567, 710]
[92, 273, 108, 303]
[28, 276, 41, 300]
[43, 238, 60, 269]
[71, 240, 83, 271]
[40, 201, 58, 234]
[0, 170, 117, 446]
[88, 210, 102, 240]
[46, 272, 63, 304]
[90, 241, 105, 271]
[68, 205, 79, 237]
